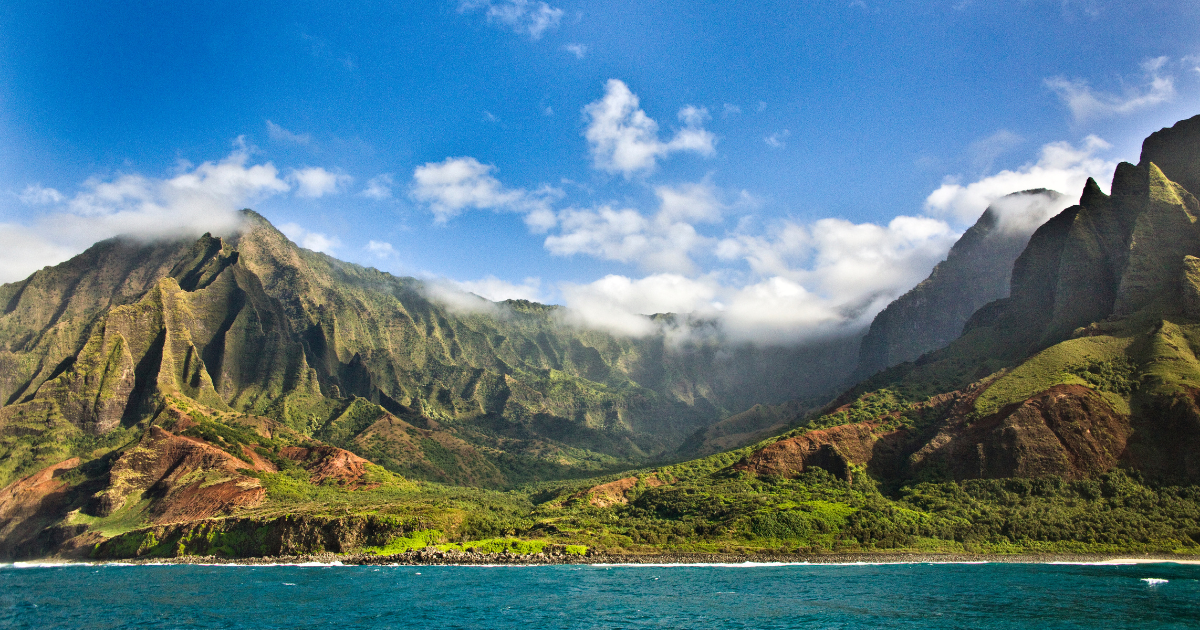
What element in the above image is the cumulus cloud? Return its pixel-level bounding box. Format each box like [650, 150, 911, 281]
[459, 0, 563, 40]
[410, 156, 560, 230]
[0, 146, 291, 283]
[289, 167, 351, 198]
[278, 222, 341, 254]
[361, 174, 394, 200]
[583, 80, 716, 177]
[563, 44, 587, 59]
[925, 135, 1116, 225]
[266, 120, 313, 145]
[1045, 57, 1175, 123]
[544, 182, 724, 273]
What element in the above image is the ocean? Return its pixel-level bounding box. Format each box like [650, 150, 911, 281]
[2, 561, 1198, 628]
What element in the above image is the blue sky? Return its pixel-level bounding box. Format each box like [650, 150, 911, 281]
[2, 0, 1199, 341]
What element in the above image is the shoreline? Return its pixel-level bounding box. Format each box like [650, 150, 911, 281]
[20, 550, 1200, 567]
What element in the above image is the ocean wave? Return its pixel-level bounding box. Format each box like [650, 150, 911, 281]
[5, 562, 95, 569]
[587, 561, 992, 568]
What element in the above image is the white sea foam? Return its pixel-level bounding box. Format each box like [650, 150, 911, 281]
[588, 561, 992, 568]
[8, 562, 94, 569]
[1142, 578, 1169, 585]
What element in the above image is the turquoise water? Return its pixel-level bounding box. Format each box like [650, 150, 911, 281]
[2, 562, 1198, 628]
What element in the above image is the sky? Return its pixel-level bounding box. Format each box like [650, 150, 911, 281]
[2, 0, 1199, 343]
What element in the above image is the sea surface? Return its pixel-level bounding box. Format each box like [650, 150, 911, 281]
[1, 561, 1198, 629]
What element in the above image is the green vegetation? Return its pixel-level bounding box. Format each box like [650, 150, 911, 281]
[1066, 356, 1139, 396]
[362, 530, 444, 555]
[806, 390, 908, 431]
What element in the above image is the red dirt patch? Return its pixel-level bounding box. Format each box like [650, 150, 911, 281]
[280, 445, 375, 488]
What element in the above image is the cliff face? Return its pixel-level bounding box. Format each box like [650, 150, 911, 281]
[853, 190, 1065, 381]
[738, 114, 1200, 486]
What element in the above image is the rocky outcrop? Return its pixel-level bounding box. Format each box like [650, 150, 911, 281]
[92, 513, 413, 559]
[1140, 114, 1200, 197]
[278, 445, 373, 488]
[579, 474, 666, 508]
[0, 458, 85, 559]
[854, 190, 1065, 380]
[958, 131, 1200, 361]
[909, 385, 1131, 481]
[95, 426, 266, 523]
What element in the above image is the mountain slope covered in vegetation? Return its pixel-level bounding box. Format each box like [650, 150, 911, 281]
[5, 116, 1200, 561]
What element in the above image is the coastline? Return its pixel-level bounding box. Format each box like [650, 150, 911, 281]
[39, 550, 1200, 567]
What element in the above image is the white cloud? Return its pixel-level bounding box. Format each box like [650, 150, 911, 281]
[563, 44, 587, 59]
[984, 190, 1074, 235]
[454, 275, 544, 302]
[544, 182, 724, 273]
[289, 167, 351, 198]
[410, 156, 560, 230]
[560, 212, 962, 343]
[278, 222, 341, 254]
[0, 146, 292, 283]
[925, 135, 1116, 224]
[722, 103, 741, 117]
[459, 0, 563, 40]
[560, 274, 717, 337]
[18, 184, 64, 205]
[1045, 57, 1175, 123]
[366, 240, 397, 259]
[583, 79, 716, 177]
[968, 130, 1023, 174]
[764, 130, 790, 149]
[0, 224, 78, 285]
[361, 174, 394, 200]
[266, 120, 313, 145]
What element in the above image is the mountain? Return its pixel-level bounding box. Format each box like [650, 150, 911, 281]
[852, 189, 1065, 381]
[7, 117, 1200, 562]
[737, 114, 1200, 487]
[0, 211, 858, 492]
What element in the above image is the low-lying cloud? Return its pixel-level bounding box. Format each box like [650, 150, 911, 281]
[279, 222, 341, 255]
[0, 146, 291, 283]
[560, 213, 961, 343]
[925, 136, 1115, 225]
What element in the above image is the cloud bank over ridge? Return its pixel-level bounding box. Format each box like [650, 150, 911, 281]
[1, 145, 292, 283]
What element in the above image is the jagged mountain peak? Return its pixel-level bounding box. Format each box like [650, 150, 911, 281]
[852, 188, 1065, 381]
[1140, 113, 1200, 196]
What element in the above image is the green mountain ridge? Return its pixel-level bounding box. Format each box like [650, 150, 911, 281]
[6, 116, 1200, 561]
[0, 210, 857, 491]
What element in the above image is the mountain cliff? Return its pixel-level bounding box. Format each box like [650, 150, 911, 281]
[738, 114, 1200, 487]
[853, 189, 1065, 381]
